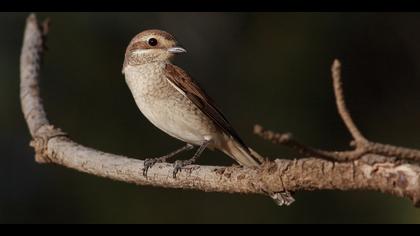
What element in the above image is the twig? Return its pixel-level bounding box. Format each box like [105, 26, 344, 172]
[256, 60, 420, 163]
[254, 125, 364, 162]
[331, 59, 367, 143]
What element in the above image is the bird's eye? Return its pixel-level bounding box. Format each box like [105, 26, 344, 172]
[148, 38, 158, 46]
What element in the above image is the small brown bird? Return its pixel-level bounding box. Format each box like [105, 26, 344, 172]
[122, 30, 294, 205]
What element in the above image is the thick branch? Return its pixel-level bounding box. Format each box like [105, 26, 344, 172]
[19, 14, 420, 206]
[32, 136, 420, 207]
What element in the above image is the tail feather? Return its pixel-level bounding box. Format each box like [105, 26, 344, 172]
[222, 138, 263, 167]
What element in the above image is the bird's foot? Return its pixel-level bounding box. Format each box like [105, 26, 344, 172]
[172, 140, 210, 178]
[143, 157, 166, 177]
[173, 158, 197, 178]
[142, 144, 195, 177]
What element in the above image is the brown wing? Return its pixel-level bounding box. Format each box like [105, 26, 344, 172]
[164, 63, 249, 150]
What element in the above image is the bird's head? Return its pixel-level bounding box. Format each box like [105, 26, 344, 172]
[123, 29, 186, 71]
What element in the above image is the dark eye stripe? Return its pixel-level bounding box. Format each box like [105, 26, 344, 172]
[148, 38, 158, 46]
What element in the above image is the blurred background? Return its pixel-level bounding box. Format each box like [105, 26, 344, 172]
[2, 12, 420, 223]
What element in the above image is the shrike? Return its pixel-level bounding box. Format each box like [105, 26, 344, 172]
[122, 30, 293, 205]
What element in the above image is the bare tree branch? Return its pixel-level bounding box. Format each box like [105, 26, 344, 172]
[253, 125, 364, 162]
[256, 59, 420, 163]
[331, 59, 367, 143]
[20, 14, 420, 207]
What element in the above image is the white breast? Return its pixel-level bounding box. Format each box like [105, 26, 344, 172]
[124, 63, 219, 146]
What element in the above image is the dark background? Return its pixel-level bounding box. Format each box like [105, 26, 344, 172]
[2, 12, 420, 223]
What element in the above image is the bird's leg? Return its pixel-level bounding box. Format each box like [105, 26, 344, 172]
[143, 143, 194, 176]
[173, 140, 210, 178]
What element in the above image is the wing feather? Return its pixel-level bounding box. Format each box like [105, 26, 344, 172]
[164, 63, 249, 150]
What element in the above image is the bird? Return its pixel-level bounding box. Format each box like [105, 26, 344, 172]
[122, 29, 294, 206]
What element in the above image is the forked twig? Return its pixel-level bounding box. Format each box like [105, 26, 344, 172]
[256, 59, 420, 163]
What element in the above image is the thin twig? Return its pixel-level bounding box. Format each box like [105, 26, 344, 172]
[256, 60, 420, 163]
[254, 124, 364, 162]
[332, 59, 367, 143]
[332, 59, 420, 161]
[365, 141, 420, 162]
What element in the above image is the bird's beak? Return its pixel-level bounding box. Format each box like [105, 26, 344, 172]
[168, 47, 187, 54]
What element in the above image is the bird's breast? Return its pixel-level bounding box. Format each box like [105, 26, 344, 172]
[124, 63, 219, 145]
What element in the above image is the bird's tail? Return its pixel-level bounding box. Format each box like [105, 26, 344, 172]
[222, 138, 263, 167]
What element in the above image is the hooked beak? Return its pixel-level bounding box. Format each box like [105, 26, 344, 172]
[168, 47, 187, 54]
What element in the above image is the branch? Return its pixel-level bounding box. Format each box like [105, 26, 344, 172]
[253, 125, 363, 162]
[20, 14, 420, 207]
[256, 60, 420, 163]
[331, 60, 367, 143]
